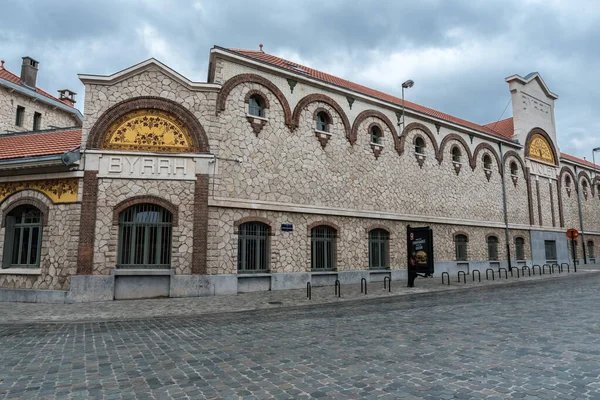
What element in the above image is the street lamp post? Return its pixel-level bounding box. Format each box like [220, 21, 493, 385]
[401, 80, 414, 136]
[593, 147, 600, 182]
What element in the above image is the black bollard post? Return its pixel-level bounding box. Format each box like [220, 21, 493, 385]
[361, 278, 367, 295]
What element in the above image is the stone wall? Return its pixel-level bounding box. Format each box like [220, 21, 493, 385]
[0, 87, 80, 134]
[0, 190, 80, 290]
[206, 207, 531, 275]
[93, 179, 195, 275]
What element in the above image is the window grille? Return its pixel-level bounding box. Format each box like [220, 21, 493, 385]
[455, 234, 468, 261]
[117, 204, 173, 269]
[487, 236, 499, 261]
[248, 95, 264, 117]
[415, 137, 425, 154]
[483, 154, 492, 170]
[316, 112, 329, 132]
[515, 237, 525, 260]
[370, 126, 382, 144]
[237, 222, 270, 272]
[311, 225, 336, 271]
[369, 229, 389, 269]
[2, 205, 43, 268]
[452, 146, 462, 163]
[588, 241, 595, 259]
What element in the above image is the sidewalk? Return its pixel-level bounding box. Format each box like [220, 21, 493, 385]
[1, 268, 598, 325]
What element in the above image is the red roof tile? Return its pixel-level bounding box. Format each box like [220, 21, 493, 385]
[0, 129, 81, 160]
[0, 65, 73, 107]
[483, 118, 514, 139]
[560, 152, 600, 170]
[228, 49, 509, 139]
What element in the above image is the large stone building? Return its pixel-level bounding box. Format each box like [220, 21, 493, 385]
[0, 47, 598, 302]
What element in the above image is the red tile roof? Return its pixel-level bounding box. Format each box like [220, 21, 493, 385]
[0, 128, 81, 160]
[228, 49, 508, 139]
[483, 118, 514, 140]
[0, 64, 73, 107]
[560, 152, 600, 170]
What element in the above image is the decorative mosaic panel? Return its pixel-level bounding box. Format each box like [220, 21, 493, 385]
[528, 134, 555, 164]
[101, 109, 194, 153]
[0, 178, 79, 204]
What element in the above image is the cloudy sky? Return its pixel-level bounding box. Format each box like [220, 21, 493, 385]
[2, 0, 599, 159]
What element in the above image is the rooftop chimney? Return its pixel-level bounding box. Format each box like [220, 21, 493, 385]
[58, 89, 77, 106]
[20, 56, 39, 88]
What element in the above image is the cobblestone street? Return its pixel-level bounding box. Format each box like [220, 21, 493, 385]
[1, 273, 599, 399]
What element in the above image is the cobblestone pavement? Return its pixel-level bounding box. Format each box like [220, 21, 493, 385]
[1, 273, 599, 399]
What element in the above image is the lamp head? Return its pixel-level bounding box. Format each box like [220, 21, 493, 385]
[593, 147, 600, 152]
[402, 79, 414, 89]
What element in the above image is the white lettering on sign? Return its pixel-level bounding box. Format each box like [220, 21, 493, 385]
[529, 161, 557, 179]
[103, 156, 193, 179]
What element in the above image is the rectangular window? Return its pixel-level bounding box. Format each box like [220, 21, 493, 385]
[33, 112, 42, 131]
[15, 106, 25, 127]
[515, 238, 525, 260]
[545, 240, 557, 261]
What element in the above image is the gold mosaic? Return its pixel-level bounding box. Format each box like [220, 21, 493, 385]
[101, 109, 194, 153]
[528, 134, 555, 164]
[0, 178, 79, 204]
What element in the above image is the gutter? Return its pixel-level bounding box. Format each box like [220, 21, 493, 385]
[0, 79, 83, 123]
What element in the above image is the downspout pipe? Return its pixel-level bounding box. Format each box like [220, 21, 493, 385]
[499, 142, 512, 271]
[574, 165, 588, 264]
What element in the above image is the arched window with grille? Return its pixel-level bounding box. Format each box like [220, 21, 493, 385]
[515, 237, 525, 260]
[487, 235, 499, 261]
[370, 125, 382, 144]
[311, 225, 336, 271]
[369, 229, 389, 269]
[315, 111, 330, 132]
[451, 146, 462, 163]
[2, 205, 43, 269]
[237, 221, 271, 272]
[414, 137, 426, 154]
[248, 95, 265, 117]
[455, 234, 468, 261]
[117, 204, 173, 269]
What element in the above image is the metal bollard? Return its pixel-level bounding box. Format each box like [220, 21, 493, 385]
[334, 280, 341, 297]
[498, 268, 508, 279]
[361, 278, 367, 295]
[384, 276, 391, 292]
[441, 272, 450, 285]
[522, 266, 531, 277]
[562, 263, 570, 273]
[486, 268, 495, 281]
[532, 265, 541, 275]
[542, 264, 551, 274]
[306, 282, 311, 300]
[472, 270, 481, 282]
[457, 271, 466, 284]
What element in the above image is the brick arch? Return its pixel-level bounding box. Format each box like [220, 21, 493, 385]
[400, 122, 439, 156]
[234, 216, 275, 235]
[351, 110, 400, 154]
[1, 196, 50, 227]
[503, 150, 527, 178]
[307, 221, 340, 237]
[217, 73, 293, 127]
[453, 231, 470, 242]
[525, 127, 559, 166]
[485, 233, 500, 243]
[367, 122, 384, 138]
[292, 94, 351, 136]
[365, 224, 390, 235]
[471, 143, 502, 174]
[112, 195, 179, 226]
[560, 166, 577, 188]
[578, 170, 595, 197]
[313, 107, 334, 127]
[87, 96, 210, 153]
[244, 89, 270, 109]
[437, 134, 473, 165]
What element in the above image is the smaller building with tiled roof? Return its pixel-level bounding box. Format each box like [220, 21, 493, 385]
[0, 57, 83, 135]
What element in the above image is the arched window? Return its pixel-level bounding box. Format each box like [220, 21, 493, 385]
[370, 125, 382, 144]
[483, 154, 492, 170]
[117, 204, 173, 268]
[2, 205, 43, 268]
[588, 241, 595, 259]
[582, 179, 588, 192]
[487, 235, 499, 261]
[597, 184, 600, 199]
[238, 222, 270, 272]
[455, 234, 468, 261]
[414, 137, 426, 154]
[315, 111, 330, 132]
[311, 225, 336, 271]
[451, 146, 462, 163]
[369, 229, 389, 269]
[565, 175, 572, 188]
[248, 95, 264, 117]
[510, 162, 518, 175]
[515, 237, 525, 260]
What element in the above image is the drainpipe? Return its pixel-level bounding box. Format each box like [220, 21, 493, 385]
[499, 142, 512, 271]
[574, 165, 588, 264]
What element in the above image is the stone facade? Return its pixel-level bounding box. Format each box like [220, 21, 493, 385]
[0, 86, 80, 134]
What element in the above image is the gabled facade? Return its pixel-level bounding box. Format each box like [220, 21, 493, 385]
[0, 47, 598, 302]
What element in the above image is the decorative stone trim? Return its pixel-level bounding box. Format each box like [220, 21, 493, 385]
[471, 143, 502, 174]
[437, 134, 473, 166]
[314, 129, 332, 149]
[77, 171, 99, 275]
[112, 195, 179, 226]
[415, 152, 426, 168]
[233, 216, 275, 235]
[0, 268, 42, 275]
[525, 127, 559, 166]
[511, 173, 519, 187]
[365, 224, 391, 235]
[246, 115, 268, 136]
[307, 221, 340, 237]
[351, 110, 400, 155]
[400, 122, 439, 156]
[453, 161, 462, 176]
[192, 174, 209, 275]
[217, 74, 293, 128]
[87, 96, 210, 153]
[1, 197, 50, 227]
[292, 94, 351, 137]
[484, 168, 493, 182]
